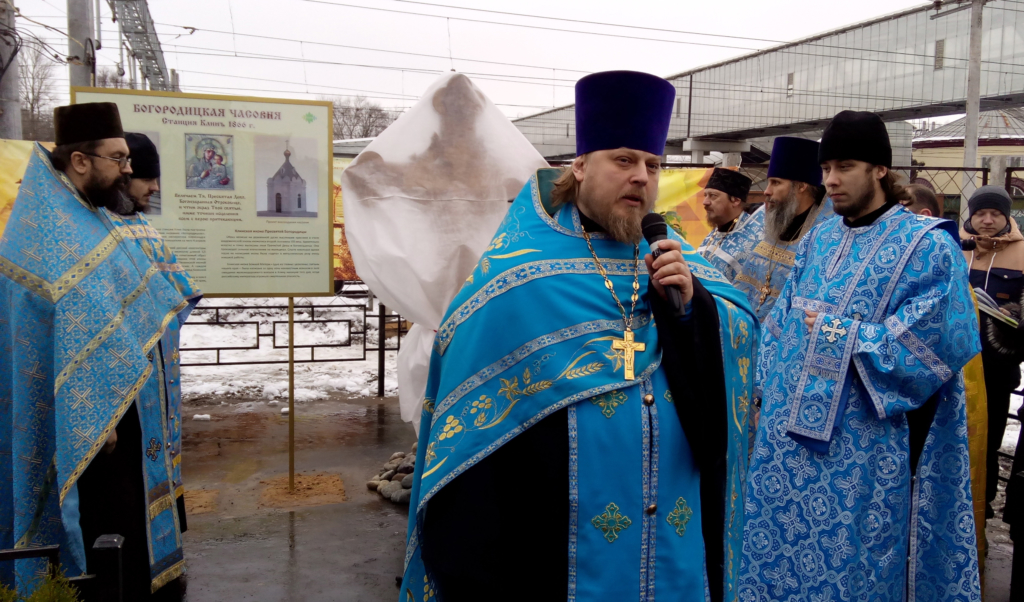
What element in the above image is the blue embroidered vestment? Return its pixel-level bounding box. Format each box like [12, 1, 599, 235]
[697, 207, 763, 284]
[741, 205, 982, 601]
[0, 145, 199, 593]
[734, 199, 835, 322]
[401, 169, 758, 601]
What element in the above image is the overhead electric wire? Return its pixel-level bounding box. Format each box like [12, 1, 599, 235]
[20, 0, 1024, 125]
[146, 23, 594, 74]
[131, 14, 1024, 77]
[150, 43, 1024, 102]
[294, 0, 1024, 66]
[383, 0, 788, 44]
[296, 0, 765, 52]
[175, 68, 421, 99]
[35, 27, 1024, 105]
[134, 32, 1024, 82]
[168, 68, 556, 109]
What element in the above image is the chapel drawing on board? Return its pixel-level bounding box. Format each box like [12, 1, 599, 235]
[256, 136, 318, 218]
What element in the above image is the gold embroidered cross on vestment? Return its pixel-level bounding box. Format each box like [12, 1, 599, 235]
[667, 497, 694, 536]
[592, 502, 633, 543]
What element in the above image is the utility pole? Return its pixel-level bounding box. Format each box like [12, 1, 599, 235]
[0, 1, 22, 139]
[932, 0, 986, 221]
[961, 0, 985, 219]
[67, 0, 93, 88]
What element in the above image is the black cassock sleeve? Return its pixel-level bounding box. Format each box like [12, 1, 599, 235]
[651, 277, 728, 602]
[421, 278, 727, 602]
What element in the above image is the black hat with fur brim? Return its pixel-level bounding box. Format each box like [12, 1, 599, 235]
[53, 102, 124, 146]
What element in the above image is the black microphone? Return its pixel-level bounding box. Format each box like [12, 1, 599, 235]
[961, 238, 977, 251]
[641, 213, 686, 318]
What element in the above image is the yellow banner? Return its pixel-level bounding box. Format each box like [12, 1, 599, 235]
[331, 157, 357, 281]
[655, 167, 716, 248]
[0, 140, 54, 239]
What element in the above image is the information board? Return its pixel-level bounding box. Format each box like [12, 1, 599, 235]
[72, 88, 334, 296]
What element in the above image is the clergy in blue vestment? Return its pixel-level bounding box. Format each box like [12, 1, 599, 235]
[740, 110, 982, 601]
[400, 71, 758, 602]
[698, 168, 760, 283]
[734, 137, 834, 322]
[0, 104, 199, 599]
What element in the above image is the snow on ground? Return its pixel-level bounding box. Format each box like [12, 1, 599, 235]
[180, 296, 400, 405]
[1003, 387, 1023, 455]
[178, 299, 1024, 451]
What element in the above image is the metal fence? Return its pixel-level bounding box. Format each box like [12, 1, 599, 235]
[1005, 167, 1024, 232]
[180, 292, 406, 397]
[894, 166, 989, 225]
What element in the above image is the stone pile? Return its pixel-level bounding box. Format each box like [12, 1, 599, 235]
[367, 441, 418, 504]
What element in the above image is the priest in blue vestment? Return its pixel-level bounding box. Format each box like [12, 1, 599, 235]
[734, 137, 834, 322]
[740, 111, 982, 601]
[697, 168, 760, 283]
[399, 71, 758, 602]
[0, 104, 199, 598]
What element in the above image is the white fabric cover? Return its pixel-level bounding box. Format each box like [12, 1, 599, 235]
[342, 73, 549, 432]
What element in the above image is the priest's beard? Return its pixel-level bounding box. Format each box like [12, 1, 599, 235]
[576, 184, 651, 244]
[84, 174, 134, 215]
[764, 188, 800, 243]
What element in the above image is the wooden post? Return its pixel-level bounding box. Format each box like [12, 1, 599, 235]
[288, 297, 295, 492]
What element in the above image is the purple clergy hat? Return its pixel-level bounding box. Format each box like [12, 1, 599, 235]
[575, 71, 676, 157]
[768, 137, 822, 187]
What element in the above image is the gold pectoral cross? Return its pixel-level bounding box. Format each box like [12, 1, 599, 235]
[612, 329, 646, 381]
[758, 282, 773, 306]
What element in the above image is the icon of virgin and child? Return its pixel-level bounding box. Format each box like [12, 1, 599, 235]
[185, 134, 234, 190]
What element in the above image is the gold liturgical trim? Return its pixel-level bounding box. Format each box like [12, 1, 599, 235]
[752, 241, 796, 265]
[59, 297, 189, 504]
[54, 265, 159, 394]
[736, 273, 779, 297]
[142, 300, 189, 354]
[0, 233, 121, 304]
[60, 364, 153, 505]
[149, 494, 174, 520]
[151, 560, 185, 593]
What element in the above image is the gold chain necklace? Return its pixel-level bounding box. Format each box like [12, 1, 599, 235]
[757, 202, 821, 308]
[581, 226, 645, 381]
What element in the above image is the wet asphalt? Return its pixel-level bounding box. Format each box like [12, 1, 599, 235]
[180, 395, 414, 602]
[177, 394, 1017, 601]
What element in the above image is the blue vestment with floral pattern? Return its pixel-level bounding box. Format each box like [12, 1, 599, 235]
[698, 208, 763, 284]
[400, 169, 758, 601]
[0, 145, 199, 593]
[740, 205, 981, 601]
[734, 200, 835, 322]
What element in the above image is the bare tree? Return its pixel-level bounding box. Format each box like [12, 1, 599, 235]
[19, 45, 57, 141]
[322, 95, 398, 140]
[96, 67, 130, 89]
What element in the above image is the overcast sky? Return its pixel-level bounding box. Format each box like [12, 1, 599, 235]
[19, 0, 933, 120]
